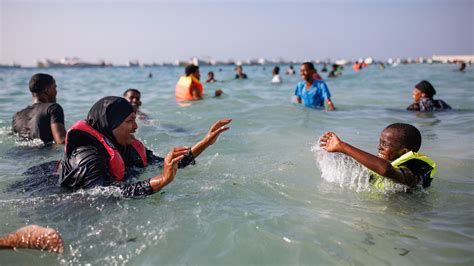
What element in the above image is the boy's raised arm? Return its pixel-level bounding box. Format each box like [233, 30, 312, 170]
[319, 132, 416, 187]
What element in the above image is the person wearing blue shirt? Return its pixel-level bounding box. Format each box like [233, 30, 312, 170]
[294, 62, 335, 111]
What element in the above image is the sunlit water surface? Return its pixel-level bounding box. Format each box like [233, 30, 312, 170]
[0, 64, 473, 265]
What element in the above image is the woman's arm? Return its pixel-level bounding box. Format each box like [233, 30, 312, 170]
[146, 119, 231, 169]
[148, 147, 187, 192]
[59, 146, 163, 197]
[189, 118, 231, 158]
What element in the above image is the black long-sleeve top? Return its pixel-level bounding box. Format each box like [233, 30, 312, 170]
[58, 136, 195, 198]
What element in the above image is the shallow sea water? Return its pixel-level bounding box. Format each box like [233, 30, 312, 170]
[0, 64, 473, 265]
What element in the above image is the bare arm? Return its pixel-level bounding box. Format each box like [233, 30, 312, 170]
[51, 122, 66, 144]
[149, 147, 188, 192]
[189, 118, 231, 158]
[191, 86, 203, 100]
[326, 98, 335, 111]
[294, 96, 302, 104]
[319, 132, 416, 187]
[0, 225, 64, 253]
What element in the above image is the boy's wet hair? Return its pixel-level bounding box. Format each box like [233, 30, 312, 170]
[302, 62, 315, 70]
[384, 123, 422, 152]
[123, 88, 141, 96]
[29, 73, 55, 93]
[185, 64, 199, 76]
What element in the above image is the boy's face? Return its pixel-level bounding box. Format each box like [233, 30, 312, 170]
[192, 70, 200, 81]
[377, 129, 407, 161]
[45, 80, 58, 102]
[300, 65, 315, 82]
[124, 91, 142, 112]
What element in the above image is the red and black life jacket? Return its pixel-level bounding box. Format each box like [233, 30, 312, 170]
[65, 120, 148, 182]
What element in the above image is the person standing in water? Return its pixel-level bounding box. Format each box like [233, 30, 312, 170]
[234, 65, 248, 79]
[12, 73, 66, 144]
[176, 65, 222, 100]
[271, 66, 282, 83]
[294, 62, 335, 111]
[286, 65, 296, 75]
[206, 71, 217, 83]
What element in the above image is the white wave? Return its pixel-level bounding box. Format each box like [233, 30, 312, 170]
[14, 138, 46, 147]
[0, 186, 123, 206]
[311, 143, 412, 193]
[312, 144, 371, 192]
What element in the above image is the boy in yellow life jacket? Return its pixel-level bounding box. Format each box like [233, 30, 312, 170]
[319, 123, 436, 191]
[175, 65, 222, 101]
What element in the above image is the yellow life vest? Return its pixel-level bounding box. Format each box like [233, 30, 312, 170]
[175, 76, 203, 100]
[371, 151, 436, 191]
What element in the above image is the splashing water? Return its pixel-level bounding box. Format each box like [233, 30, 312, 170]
[311, 143, 371, 192]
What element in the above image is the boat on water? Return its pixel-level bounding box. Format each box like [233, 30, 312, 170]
[0, 63, 21, 69]
[36, 57, 111, 68]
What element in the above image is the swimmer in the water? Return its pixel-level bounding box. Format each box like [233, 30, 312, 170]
[294, 62, 335, 110]
[234, 65, 248, 79]
[406, 80, 452, 111]
[123, 88, 148, 119]
[12, 73, 66, 144]
[206, 71, 217, 83]
[58, 96, 232, 197]
[176, 65, 222, 100]
[271, 66, 282, 83]
[319, 123, 436, 191]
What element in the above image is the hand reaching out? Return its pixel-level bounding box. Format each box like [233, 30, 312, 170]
[319, 132, 344, 152]
[205, 118, 232, 146]
[161, 147, 188, 185]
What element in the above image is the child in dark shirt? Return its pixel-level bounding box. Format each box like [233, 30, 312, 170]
[319, 123, 436, 191]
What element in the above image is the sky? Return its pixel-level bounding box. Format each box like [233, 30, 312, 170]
[1, 0, 473, 66]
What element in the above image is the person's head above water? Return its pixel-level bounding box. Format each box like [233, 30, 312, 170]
[378, 123, 422, 161]
[123, 88, 142, 112]
[87, 96, 137, 147]
[185, 64, 200, 80]
[412, 80, 436, 102]
[272, 66, 280, 75]
[235, 65, 243, 73]
[300, 62, 316, 83]
[29, 73, 57, 102]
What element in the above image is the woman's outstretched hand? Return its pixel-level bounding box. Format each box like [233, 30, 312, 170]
[319, 132, 344, 153]
[151, 147, 188, 192]
[205, 118, 232, 146]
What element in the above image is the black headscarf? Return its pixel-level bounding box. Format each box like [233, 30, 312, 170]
[415, 80, 436, 98]
[86, 96, 134, 145]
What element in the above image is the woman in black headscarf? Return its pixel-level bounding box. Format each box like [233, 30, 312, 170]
[58, 96, 231, 197]
[406, 80, 452, 111]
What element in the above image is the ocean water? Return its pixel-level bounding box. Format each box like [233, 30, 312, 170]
[0, 64, 473, 265]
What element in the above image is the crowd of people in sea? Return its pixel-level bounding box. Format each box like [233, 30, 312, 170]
[1, 60, 461, 253]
